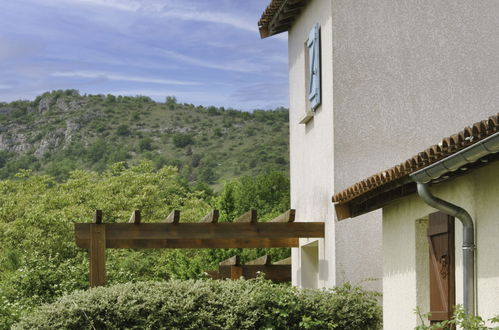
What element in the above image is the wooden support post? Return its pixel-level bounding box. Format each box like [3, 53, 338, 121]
[128, 210, 141, 224]
[164, 210, 180, 224]
[230, 266, 243, 280]
[90, 222, 106, 287]
[234, 209, 257, 223]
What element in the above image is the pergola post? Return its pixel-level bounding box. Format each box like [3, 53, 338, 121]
[90, 210, 106, 287]
[230, 266, 243, 280]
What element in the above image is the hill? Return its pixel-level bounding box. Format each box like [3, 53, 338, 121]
[0, 90, 289, 189]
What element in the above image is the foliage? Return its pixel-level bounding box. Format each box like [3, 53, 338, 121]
[215, 171, 290, 222]
[14, 280, 382, 330]
[0, 91, 289, 188]
[172, 132, 194, 148]
[0, 162, 211, 327]
[0, 164, 293, 328]
[415, 305, 499, 330]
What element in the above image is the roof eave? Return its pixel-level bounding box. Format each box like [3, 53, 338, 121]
[258, 0, 308, 39]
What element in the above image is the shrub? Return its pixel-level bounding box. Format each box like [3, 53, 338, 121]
[415, 305, 499, 330]
[172, 133, 194, 148]
[14, 280, 381, 330]
[139, 137, 154, 151]
[115, 124, 131, 136]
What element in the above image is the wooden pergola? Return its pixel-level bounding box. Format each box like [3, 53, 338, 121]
[75, 209, 324, 287]
[206, 255, 291, 282]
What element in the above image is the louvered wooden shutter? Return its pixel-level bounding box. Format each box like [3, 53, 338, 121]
[428, 212, 455, 323]
[307, 24, 321, 110]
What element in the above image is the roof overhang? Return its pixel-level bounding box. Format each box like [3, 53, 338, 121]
[258, 0, 309, 38]
[332, 114, 499, 220]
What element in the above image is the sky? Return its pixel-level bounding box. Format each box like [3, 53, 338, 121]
[0, 0, 288, 110]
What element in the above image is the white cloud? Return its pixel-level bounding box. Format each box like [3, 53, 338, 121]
[0, 85, 12, 90]
[37, 0, 258, 33]
[159, 49, 264, 73]
[51, 71, 201, 86]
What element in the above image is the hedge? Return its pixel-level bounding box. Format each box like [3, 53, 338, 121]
[13, 279, 381, 330]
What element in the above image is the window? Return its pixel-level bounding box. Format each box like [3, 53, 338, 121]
[307, 24, 321, 111]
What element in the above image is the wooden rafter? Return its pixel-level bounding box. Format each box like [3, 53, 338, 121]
[128, 210, 141, 224]
[163, 210, 180, 224]
[234, 209, 257, 223]
[207, 255, 291, 282]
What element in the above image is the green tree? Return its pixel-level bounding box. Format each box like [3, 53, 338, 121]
[172, 133, 194, 148]
[165, 96, 177, 110]
[0, 162, 211, 327]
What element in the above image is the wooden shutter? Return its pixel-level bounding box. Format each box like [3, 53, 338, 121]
[307, 24, 321, 110]
[428, 212, 455, 323]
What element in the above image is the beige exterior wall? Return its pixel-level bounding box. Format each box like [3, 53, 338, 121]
[383, 161, 499, 329]
[288, 0, 336, 288]
[331, 0, 499, 292]
[286, 0, 499, 294]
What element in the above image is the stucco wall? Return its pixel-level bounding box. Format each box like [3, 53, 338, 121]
[383, 161, 499, 329]
[331, 0, 499, 292]
[288, 0, 335, 288]
[287, 0, 499, 293]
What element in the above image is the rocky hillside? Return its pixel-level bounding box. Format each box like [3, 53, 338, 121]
[0, 90, 289, 189]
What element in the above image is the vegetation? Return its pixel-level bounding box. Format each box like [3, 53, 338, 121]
[13, 279, 382, 329]
[0, 90, 289, 189]
[415, 306, 499, 330]
[0, 163, 291, 327]
[0, 91, 382, 329]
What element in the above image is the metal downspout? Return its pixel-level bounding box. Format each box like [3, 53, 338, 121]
[415, 182, 475, 316]
[410, 131, 499, 315]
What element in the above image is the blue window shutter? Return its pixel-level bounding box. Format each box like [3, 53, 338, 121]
[307, 24, 321, 110]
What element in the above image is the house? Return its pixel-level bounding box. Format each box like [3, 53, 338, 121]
[332, 116, 499, 328]
[258, 0, 499, 296]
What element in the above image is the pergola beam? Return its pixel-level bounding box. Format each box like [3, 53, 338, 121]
[76, 237, 299, 249]
[75, 222, 323, 241]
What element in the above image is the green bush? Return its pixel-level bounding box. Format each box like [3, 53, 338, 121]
[172, 133, 194, 148]
[415, 305, 499, 330]
[14, 280, 381, 330]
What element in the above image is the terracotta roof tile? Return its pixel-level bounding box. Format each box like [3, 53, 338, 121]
[332, 113, 499, 204]
[258, 0, 308, 38]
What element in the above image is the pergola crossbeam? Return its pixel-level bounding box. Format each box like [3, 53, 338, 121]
[75, 222, 323, 241]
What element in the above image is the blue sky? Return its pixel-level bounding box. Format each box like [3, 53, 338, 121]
[0, 0, 288, 110]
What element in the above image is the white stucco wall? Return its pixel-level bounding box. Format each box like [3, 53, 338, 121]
[288, 0, 335, 288]
[330, 0, 499, 292]
[383, 161, 499, 329]
[286, 0, 499, 294]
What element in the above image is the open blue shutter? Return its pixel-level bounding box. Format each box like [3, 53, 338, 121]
[307, 24, 321, 110]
